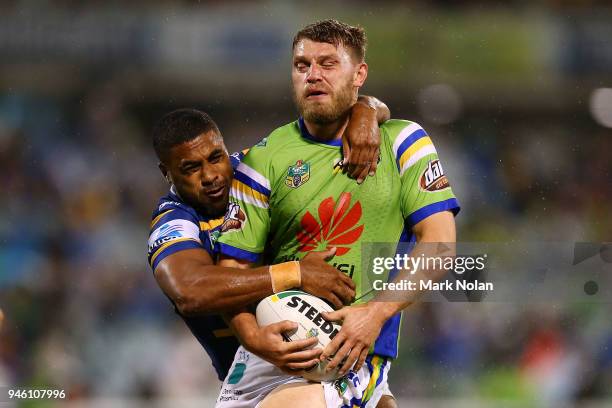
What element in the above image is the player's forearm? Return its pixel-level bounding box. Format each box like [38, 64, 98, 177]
[156, 260, 273, 316]
[224, 309, 261, 352]
[356, 95, 390, 124]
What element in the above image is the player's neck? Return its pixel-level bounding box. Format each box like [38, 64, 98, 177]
[303, 114, 349, 143]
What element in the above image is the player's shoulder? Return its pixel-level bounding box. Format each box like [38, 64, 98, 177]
[255, 121, 299, 150]
[381, 119, 430, 153]
[381, 119, 427, 141]
[150, 192, 199, 231]
[239, 121, 299, 169]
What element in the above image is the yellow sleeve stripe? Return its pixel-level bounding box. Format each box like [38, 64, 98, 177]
[150, 209, 174, 228]
[231, 179, 269, 209]
[400, 136, 433, 169]
[200, 217, 224, 231]
[398, 136, 434, 170]
[149, 237, 200, 266]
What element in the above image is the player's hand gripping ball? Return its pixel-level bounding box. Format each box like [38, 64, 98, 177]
[256, 291, 346, 381]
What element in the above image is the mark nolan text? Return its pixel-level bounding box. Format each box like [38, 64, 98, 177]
[373, 279, 494, 292]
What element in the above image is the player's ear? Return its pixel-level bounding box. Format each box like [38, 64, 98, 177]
[353, 62, 368, 87]
[158, 162, 172, 185]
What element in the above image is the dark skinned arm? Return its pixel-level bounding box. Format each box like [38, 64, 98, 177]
[342, 95, 391, 183]
[154, 247, 355, 316]
[154, 248, 271, 316]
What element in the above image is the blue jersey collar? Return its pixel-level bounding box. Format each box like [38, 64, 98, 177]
[298, 117, 343, 147]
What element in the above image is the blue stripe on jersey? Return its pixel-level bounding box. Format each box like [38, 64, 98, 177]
[151, 207, 191, 230]
[395, 128, 427, 169]
[298, 117, 343, 146]
[406, 197, 460, 228]
[218, 242, 261, 263]
[151, 240, 202, 270]
[234, 170, 271, 197]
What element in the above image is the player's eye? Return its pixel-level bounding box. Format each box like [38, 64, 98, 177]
[182, 164, 199, 173]
[295, 62, 308, 72]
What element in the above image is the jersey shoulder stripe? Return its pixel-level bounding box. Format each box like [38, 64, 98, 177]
[230, 179, 269, 209]
[150, 237, 201, 267]
[148, 194, 207, 270]
[234, 162, 271, 196]
[151, 209, 174, 228]
[388, 121, 438, 175]
[148, 215, 203, 268]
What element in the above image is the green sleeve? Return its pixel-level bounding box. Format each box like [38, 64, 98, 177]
[217, 144, 272, 262]
[384, 120, 460, 227]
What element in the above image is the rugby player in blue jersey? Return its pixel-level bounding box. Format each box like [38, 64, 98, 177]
[147, 99, 390, 383]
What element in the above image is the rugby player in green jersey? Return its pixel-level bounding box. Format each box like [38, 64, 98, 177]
[216, 20, 459, 407]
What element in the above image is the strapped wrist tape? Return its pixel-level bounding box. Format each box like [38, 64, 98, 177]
[269, 261, 301, 293]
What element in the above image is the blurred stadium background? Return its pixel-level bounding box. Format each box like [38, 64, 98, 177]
[0, 1, 611, 407]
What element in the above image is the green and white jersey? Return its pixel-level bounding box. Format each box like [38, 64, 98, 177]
[218, 118, 459, 358]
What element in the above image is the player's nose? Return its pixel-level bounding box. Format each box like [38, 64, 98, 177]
[306, 64, 322, 82]
[201, 169, 218, 185]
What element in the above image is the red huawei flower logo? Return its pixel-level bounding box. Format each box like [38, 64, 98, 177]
[297, 192, 364, 256]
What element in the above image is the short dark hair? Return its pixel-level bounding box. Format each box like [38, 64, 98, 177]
[152, 108, 220, 161]
[292, 19, 367, 62]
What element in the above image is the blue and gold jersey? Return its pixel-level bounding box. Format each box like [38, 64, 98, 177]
[147, 150, 247, 380]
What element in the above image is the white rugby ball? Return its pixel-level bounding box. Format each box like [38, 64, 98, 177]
[255, 290, 343, 381]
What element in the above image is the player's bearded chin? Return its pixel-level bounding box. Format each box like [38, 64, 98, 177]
[295, 79, 354, 124]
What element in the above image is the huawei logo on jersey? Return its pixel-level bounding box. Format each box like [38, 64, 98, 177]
[297, 192, 364, 256]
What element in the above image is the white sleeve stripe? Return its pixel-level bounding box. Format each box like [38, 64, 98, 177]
[236, 162, 271, 190]
[148, 219, 201, 249]
[230, 187, 269, 209]
[400, 145, 438, 176]
[392, 122, 424, 157]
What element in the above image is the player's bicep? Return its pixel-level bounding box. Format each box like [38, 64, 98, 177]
[412, 210, 456, 243]
[154, 248, 214, 302]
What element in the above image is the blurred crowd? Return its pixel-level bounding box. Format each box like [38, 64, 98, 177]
[0, 1, 611, 405]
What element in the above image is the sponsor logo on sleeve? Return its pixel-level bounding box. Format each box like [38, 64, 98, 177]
[220, 202, 246, 233]
[420, 159, 450, 192]
[148, 219, 200, 255]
